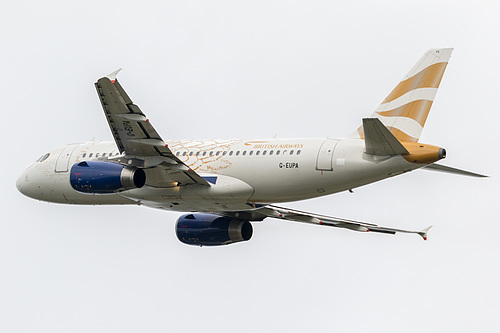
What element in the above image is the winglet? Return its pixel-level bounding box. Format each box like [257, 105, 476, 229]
[106, 68, 122, 83]
[418, 226, 432, 241]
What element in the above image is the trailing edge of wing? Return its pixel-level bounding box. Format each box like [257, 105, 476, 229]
[422, 163, 488, 178]
[363, 118, 409, 156]
[254, 205, 430, 240]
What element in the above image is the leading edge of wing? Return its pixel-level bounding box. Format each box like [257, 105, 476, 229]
[255, 205, 431, 240]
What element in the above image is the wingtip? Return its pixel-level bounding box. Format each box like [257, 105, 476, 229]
[419, 225, 433, 241]
[106, 68, 122, 83]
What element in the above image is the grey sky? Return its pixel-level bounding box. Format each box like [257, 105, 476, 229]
[1, 1, 498, 332]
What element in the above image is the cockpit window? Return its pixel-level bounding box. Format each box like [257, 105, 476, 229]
[37, 153, 50, 162]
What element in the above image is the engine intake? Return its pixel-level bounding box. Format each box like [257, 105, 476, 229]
[176, 213, 253, 246]
[70, 161, 146, 194]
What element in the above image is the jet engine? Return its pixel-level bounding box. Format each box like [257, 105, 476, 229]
[176, 213, 253, 246]
[70, 161, 146, 194]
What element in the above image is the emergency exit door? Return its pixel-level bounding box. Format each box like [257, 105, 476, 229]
[316, 139, 338, 171]
[55, 143, 79, 172]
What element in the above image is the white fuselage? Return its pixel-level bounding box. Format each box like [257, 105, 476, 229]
[17, 137, 421, 213]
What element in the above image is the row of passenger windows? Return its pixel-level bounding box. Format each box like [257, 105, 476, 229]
[175, 149, 302, 157]
[82, 152, 121, 158]
[80, 149, 302, 159]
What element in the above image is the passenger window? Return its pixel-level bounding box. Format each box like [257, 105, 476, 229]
[276, 150, 280, 155]
[269, 150, 273, 155]
[283, 150, 287, 155]
[103, 153, 107, 157]
[176, 152, 180, 156]
[242, 151, 247, 156]
[96, 153, 100, 157]
[236, 151, 240, 156]
[196, 152, 200, 156]
[82, 153, 86, 158]
[256, 151, 260, 156]
[297, 150, 301, 155]
[249, 151, 253, 156]
[182, 152, 187, 156]
[89, 153, 93, 158]
[209, 151, 213, 156]
[203, 151, 207, 156]
[229, 151, 233, 156]
[189, 152, 193, 156]
[290, 150, 294, 155]
[216, 151, 220, 156]
[223, 151, 227, 156]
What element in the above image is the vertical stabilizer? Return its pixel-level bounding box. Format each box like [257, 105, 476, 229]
[356, 48, 453, 142]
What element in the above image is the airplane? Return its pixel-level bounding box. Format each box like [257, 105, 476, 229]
[16, 48, 487, 246]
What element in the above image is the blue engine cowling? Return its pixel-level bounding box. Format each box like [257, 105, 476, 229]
[176, 213, 253, 246]
[70, 161, 146, 194]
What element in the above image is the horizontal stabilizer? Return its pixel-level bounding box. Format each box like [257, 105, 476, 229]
[363, 118, 409, 156]
[422, 164, 488, 178]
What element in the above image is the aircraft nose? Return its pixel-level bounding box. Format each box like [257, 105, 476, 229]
[16, 166, 42, 200]
[17, 169, 31, 197]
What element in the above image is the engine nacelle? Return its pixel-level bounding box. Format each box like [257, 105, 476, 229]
[176, 213, 253, 246]
[70, 161, 146, 194]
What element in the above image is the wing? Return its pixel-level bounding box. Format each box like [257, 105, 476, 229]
[95, 70, 209, 186]
[249, 205, 431, 240]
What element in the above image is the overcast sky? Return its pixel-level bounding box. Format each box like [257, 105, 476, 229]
[1, 1, 498, 332]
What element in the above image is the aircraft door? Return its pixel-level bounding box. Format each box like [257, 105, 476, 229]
[316, 139, 339, 171]
[55, 143, 79, 172]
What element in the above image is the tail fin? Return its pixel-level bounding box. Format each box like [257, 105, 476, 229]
[356, 48, 453, 142]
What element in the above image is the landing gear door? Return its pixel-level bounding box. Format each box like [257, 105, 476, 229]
[55, 143, 79, 172]
[316, 139, 339, 171]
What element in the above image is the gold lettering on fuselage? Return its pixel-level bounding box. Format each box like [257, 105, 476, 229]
[245, 141, 304, 149]
[167, 139, 304, 173]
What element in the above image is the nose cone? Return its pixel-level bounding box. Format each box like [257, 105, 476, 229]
[16, 165, 42, 200]
[17, 169, 32, 198]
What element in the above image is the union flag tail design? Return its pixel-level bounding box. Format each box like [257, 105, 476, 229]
[357, 48, 453, 142]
